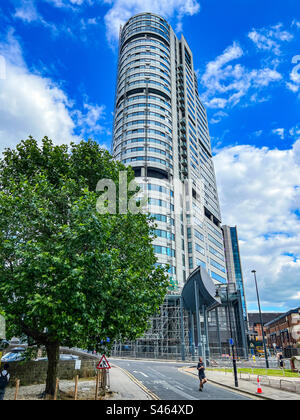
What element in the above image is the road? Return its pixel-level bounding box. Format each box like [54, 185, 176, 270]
[111, 358, 253, 400]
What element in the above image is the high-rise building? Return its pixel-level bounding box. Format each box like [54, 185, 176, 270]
[222, 225, 248, 322]
[113, 12, 227, 291]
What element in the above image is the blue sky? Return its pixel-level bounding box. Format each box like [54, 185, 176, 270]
[0, 0, 299, 313]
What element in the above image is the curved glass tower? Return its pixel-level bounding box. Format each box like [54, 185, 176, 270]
[113, 13, 227, 291]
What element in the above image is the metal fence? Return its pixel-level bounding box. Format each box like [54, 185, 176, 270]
[224, 369, 300, 394]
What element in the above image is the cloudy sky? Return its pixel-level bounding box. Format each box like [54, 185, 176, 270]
[0, 0, 299, 312]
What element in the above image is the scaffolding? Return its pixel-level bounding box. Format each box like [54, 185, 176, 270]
[111, 283, 249, 361]
[112, 294, 190, 360]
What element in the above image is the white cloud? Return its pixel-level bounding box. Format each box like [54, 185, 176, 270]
[210, 110, 228, 124]
[0, 30, 107, 153]
[253, 130, 263, 137]
[45, 0, 88, 7]
[14, 0, 40, 23]
[214, 139, 300, 311]
[286, 81, 299, 93]
[252, 68, 282, 87]
[13, 1, 201, 46]
[73, 103, 107, 137]
[204, 97, 228, 109]
[248, 23, 294, 55]
[272, 128, 285, 140]
[199, 42, 282, 109]
[289, 125, 300, 138]
[103, 0, 201, 45]
[14, 0, 59, 33]
[290, 58, 300, 83]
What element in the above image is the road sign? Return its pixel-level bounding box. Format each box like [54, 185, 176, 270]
[96, 354, 111, 370]
[229, 338, 234, 346]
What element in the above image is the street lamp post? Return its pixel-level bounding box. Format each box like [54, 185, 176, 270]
[251, 270, 269, 369]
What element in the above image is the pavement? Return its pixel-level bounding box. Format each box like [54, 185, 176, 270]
[180, 367, 300, 401]
[108, 365, 154, 400]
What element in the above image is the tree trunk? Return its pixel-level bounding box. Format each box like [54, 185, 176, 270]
[45, 342, 60, 398]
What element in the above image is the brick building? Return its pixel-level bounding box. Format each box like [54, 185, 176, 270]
[248, 312, 283, 347]
[265, 307, 300, 358]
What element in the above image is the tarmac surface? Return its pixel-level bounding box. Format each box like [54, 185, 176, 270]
[111, 358, 254, 400]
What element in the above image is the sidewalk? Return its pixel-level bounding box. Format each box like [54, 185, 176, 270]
[182, 367, 300, 400]
[108, 365, 154, 400]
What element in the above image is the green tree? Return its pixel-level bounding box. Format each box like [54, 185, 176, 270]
[0, 137, 168, 397]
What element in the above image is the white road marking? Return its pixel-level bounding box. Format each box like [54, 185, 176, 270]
[133, 370, 149, 378]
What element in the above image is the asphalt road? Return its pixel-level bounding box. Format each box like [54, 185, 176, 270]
[111, 358, 253, 400]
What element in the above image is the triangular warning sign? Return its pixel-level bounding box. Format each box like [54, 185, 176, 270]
[96, 354, 111, 369]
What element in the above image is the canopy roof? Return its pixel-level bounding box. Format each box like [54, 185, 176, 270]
[182, 266, 221, 312]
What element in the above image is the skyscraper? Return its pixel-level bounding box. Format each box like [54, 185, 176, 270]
[113, 12, 227, 291]
[222, 225, 248, 322]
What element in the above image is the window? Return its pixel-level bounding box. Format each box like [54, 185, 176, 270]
[153, 245, 175, 257]
[210, 271, 227, 283]
[195, 243, 205, 255]
[210, 258, 226, 273]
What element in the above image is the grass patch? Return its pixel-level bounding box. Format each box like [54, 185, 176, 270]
[208, 367, 300, 378]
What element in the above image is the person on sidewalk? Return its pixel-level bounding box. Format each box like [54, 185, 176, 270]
[0, 364, 10, 400]
[197, 357, 207, 391]
[278, 352, 284, 368]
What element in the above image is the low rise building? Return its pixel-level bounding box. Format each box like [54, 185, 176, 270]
[265, 307, 300, 358]
[248, 312, 283, 350]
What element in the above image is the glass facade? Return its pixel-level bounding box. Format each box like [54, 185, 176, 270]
[222, 225, 248, 322]
[230, 227, 247, 320]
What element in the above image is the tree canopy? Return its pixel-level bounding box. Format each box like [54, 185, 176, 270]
[0, 137, 168, 395]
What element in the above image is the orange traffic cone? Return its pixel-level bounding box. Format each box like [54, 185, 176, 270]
[256, 376, 262, 394]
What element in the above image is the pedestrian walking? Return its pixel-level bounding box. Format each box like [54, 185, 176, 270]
[279, 352, 284, 368]
[276, 351, 283, 368]
[0, 364, 10, 400]
[197, 357, 207, 391]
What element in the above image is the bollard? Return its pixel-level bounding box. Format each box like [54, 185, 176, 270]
[54, 378, 59, 400]
[14, 379, 20, 400]
[74, 375, 79, 400]
[95, 371, 100, 400]
[99, 369, 106, 396]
